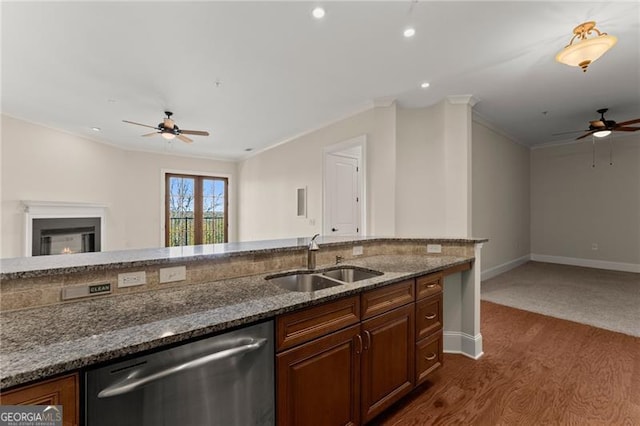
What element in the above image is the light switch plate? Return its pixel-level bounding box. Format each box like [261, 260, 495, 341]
[118, 271, 146, 287]
[427, 244, 442, 254]
[352, 246, 364, 256]
[160, 266, 187, 284]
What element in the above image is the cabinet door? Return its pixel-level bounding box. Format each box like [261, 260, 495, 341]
[277, 324, 361, 426]
[360, 304, 415, 423]
[0, 373, 78, 426]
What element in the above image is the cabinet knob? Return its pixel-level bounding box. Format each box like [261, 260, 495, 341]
[331, 227, 338, 232]
[424, 353, 437, 361]
[425, 313, 436, 320]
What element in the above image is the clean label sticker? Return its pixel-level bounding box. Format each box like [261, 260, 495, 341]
[0, 405, 62, 426]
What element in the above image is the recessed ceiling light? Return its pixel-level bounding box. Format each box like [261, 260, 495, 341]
[420, 82, 430, 89]
[403, 27, 416, 38]
[91, 127, 101, 132]
[312, 7, 325, 19]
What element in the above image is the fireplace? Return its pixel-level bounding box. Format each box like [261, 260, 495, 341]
[23, 201, 107, 257]
[32, 217, 101, 256]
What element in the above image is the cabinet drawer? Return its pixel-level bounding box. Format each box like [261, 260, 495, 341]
[415, 293, 443, 340]
[0, 373, 79, 426]
[416, 272, 442, 300]
[361, 280, 414, 320]
[415, 333, 443, 386]
[276, 296, 360, 351]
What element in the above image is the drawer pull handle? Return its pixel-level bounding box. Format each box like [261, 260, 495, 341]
[364, 330, 371, 350]
[425, 313, 436, 320]
[426, 283, 437, 288]
[355, 334, 363, 354]
[425, 353, 437, 361]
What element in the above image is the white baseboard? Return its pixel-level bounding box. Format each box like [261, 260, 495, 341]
[443, 331, 484, 360]
[531, 254, 640, 273]
[481, 254, 531, 281]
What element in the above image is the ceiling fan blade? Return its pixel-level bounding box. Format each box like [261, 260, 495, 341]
[123, 120, 159, 130]
[142, 132, 158, 137]
[576, 130, 596, 140]
[176, 134, 193, 144]
[614, 127, 640, 132]
[616, 118, 640, 126]
[180, 130, 210, 136]
[164, 118, 175, 129]
[552, 130, 587, 136]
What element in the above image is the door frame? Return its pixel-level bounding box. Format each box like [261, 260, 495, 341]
[160, 169, 234, 246]
[323, 135, 367, 236]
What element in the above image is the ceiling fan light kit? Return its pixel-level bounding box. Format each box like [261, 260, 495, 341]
[593, 129, 611, 138]
[555, 21, 617, 72]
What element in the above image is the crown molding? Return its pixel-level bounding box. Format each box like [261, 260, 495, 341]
[447, 95, 480, 107]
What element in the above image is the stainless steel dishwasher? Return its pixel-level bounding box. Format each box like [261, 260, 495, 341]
[86, 321, 274, 426]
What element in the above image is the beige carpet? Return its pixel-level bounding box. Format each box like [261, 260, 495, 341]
[481, 261, 640, 337]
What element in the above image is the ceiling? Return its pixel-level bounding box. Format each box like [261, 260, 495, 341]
[2, 1, 639, 161]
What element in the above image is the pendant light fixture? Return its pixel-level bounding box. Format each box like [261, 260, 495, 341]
[555, 21, 617, 72]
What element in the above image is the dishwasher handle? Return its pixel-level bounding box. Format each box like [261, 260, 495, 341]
[97, 337, 267, 398]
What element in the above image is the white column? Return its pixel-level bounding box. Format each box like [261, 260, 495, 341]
[443, 242, 484, 359]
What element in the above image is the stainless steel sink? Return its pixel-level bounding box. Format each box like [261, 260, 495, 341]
[322, 267, 383, 283]
[267, 273, 344, 292]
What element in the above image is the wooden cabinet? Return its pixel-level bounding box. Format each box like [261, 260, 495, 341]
[0, 373, 79, 426]
[276, 281, 417, 426]
[277, 324, 362, 426]
[414, 274, 444, 387]
[276, 295, 360, 351]
[416, 332, 443, 385]
[276, 262, 471, 425]
[361, 280, 414, 320]
[360, 304, 414, 423]
[416, 293, 443, 340]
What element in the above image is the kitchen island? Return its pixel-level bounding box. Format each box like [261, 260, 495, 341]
[1, 237, 485, 399]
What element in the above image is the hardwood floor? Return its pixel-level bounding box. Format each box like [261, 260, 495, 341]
[375, 301, 640, 425]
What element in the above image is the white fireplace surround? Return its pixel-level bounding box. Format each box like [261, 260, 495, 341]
[23, 201, 108, 257]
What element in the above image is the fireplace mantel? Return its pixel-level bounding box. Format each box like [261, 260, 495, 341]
[22, 201, 108, 256]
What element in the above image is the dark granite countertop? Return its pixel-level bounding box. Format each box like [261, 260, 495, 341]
[0, 254, 474, 389]
[0, 236, 486, 279]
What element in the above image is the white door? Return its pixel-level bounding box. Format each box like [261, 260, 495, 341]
[325, 153, 360, 236]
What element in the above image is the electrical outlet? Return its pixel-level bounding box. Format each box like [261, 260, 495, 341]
[427, 244, 442, 254]
[591, 243, 598, 251]
[160, 266, 187, 284]
[118, 271, 146, 288]
[352, 246, 364, 256]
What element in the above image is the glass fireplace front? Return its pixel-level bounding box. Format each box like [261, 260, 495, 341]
[32, 217, 101, 256]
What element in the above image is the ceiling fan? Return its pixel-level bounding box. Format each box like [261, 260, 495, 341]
[573, 109, 640, 140]
[123, 111, 209, 143]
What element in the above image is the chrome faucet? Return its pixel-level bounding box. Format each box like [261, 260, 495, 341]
[307, 233, 320, 270]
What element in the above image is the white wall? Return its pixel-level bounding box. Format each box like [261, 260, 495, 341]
[237, 105, 397, 241]
[472, 118, 530, 274]
[0, 115, 237, 257]
[531, 136, 640, 270]
[395, 97, 475, 237]
[395, 103, 446, 236]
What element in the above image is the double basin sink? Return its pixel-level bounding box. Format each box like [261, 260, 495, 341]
[266, 266, 383, 292]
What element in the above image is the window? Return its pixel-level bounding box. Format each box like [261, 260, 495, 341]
[165, 173, 228, 247]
